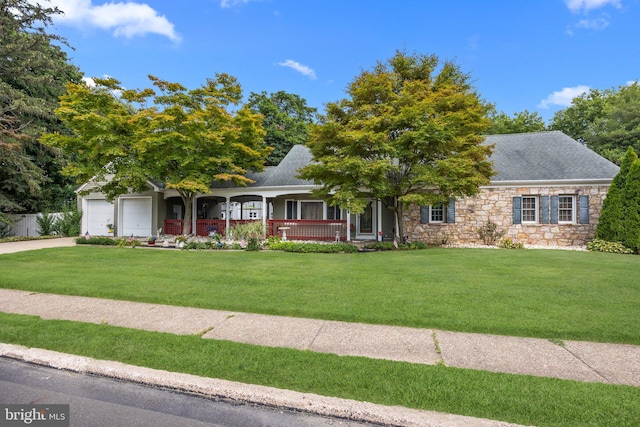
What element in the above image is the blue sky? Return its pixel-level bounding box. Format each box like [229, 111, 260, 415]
[48, 0, 639, 122]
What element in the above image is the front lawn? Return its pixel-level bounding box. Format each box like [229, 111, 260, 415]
[0, 246, 638, 344]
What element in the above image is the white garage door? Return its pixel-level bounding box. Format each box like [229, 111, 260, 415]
[86, 199, 114, 236]
[121, 198, 152, 237]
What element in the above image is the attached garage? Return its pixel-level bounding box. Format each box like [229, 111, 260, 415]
[120, 197, 152, 237]
[84, 199, 114, 236]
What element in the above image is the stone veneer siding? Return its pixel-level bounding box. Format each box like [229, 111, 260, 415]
[404, 184, 610, 247]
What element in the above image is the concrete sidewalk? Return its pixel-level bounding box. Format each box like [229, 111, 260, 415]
[0, 288, 638, 387]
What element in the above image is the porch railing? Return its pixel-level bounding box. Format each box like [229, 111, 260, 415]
[164, 219, 347, 241]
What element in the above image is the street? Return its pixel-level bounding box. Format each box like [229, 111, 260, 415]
[0, 358, 377, 427]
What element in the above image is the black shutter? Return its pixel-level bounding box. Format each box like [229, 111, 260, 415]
[446, 198, 455, 224]
[420, 206, 429, 224]
[541, 196, 550, 224]
[551, 196, 559, 224]
[579, 195, 589, 224]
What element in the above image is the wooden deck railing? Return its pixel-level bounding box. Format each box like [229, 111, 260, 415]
[164, 219, 347, 241]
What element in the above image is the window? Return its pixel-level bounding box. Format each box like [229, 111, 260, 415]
[420, 199, 455, 224]
[327, 205, 341, 220]
[558, 195, 575, 223]
[514, 195, 583, 225]
[286, 200, 327, 220]
[430, 203, 444, 223]
[285, 200, 297, 220]
[522, 196, 538, 223]
[300, 201, 323, 220]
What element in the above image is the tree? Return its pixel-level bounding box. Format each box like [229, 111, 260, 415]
[299, 50, 494, 240]
[247, 91, 317, 165]
[0, 0, 83, 222]
[595, 147, 638, 242]
[487, 110, 547, 134]
[550, 84, 640, 164]
[622, 159, 640, 252]
[43, 75, 270, 235]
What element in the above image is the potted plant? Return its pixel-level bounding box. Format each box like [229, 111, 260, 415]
[147, 236, 157, 246]
[106, 223, 114, 236]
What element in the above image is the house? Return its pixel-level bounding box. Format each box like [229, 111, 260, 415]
[78, 131, 619, 246]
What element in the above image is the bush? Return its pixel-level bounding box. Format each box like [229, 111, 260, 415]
[246, 237, 262, 251]
[363, 241, 430, 251]
[498, 239, 525, 249]
[587, 239, 634, 254]
[0, 222, 13, 238]
[36, 212, 57, 236]
[269, 242, 358, 253]
[53, 206, 82, 237]
[75, 237, 117, 246]
[477, 220, 505, 245]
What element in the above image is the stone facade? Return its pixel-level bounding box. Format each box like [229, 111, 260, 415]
[404, 184, 610, 247]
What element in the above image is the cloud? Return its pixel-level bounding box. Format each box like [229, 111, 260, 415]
[278, 59, 317, 80]
[49, 0, 180, 41]
[538, 85, 590, 108]
[220, 0, 256, 8]
[564, 0, 622, 13]
[575, 16, 611, 30]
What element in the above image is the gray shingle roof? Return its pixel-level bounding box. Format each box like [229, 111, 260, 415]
[486, 131, 619, 181]
[211, 131, 619, 189]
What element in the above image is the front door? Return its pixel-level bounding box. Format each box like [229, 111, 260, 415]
[356, 200, 376, 239]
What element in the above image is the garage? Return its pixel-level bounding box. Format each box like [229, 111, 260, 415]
[85, 199, 114, 236]
[120, 197, 152, 237]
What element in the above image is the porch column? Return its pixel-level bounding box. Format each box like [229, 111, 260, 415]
[346, 210, 351, 241]
[377, 199, 383, 241]
[225, 196, 231, 239]
[262, 196, 267, 237]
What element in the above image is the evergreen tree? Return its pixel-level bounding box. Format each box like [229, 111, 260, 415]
[0, 0, 83, 222]
[621, 159, 640, 252]
[595, 147, 637, 242]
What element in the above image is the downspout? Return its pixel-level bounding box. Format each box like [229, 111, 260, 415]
[377, 199, 383, 241]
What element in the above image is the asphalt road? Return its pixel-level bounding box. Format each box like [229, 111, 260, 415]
[0, 358, 377, 427]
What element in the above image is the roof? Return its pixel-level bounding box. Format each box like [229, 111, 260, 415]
[486, 131, 619, 182]
[141, 131, 621, 193]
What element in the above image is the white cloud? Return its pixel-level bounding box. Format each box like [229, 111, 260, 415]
[220, 0, 255, 8]
[575, 16, 611, 30]
[564, 0, 622, 13]
[538, 85, 590, 108]
[49, 0, 180, 41]
[278, 59, 317, 80]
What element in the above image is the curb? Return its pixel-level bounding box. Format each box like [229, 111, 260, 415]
[0, 343, 525, 427]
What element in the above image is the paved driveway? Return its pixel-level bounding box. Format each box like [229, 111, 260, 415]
[0, 237, 76, 254]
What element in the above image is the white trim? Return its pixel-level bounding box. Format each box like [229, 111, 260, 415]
[486, 179, 613, 188]
[521, 196, 539, 224]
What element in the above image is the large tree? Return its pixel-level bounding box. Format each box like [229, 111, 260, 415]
[487, 110, 547, 134]
[43, 75, 270, 235]
[550, 84, 640, 164]
[247, 91, 317, 166]
[299, 50, 494, 240]
[0, 0, 83, 222]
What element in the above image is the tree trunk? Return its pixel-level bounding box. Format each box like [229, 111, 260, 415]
[181, 193, 194, 235]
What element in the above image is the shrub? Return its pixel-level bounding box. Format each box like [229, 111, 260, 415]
[498, 239, 525, 249]
[36, 212, 57, 236]
[246, 237, 262, 251]
[0, 222, 13, 238]
[477, 220, 505, 245]
[363, 241, 430, 251]
[269, 242, 358, 253]
[587, 239, 634, 254]
[75, 237, 117, 246]
[228, 221, 264, 240]
[53, 206, 82, 237]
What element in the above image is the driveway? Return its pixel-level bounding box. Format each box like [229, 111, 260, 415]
[0, 237, 76, 255]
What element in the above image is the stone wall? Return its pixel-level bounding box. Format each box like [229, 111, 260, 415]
[404, 184, 610, 247]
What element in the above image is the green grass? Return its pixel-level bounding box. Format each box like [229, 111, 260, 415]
[1, 246, 639, 344]
[0, 312, 638, 427]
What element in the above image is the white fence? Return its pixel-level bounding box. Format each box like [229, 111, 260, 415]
[7, 213, 63, 237]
